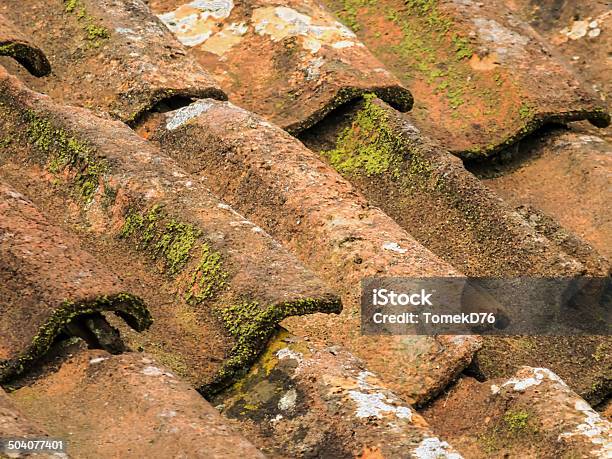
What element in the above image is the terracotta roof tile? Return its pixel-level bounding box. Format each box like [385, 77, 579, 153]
[139, 97, 480, 406]
[215, 328, 463, 458]
[0, 181, 151, 383]
[151, 0, 413, 133]
[1, 0, 225, 124]
[424, 367, 612, 458]
[318, 0, 609, 157]
[0, 66, 340, 394]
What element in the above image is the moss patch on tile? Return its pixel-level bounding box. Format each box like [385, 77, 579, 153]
[322, 93, 404, 177]
[63, 0, 110, 47]
[23, 110, 109, 203]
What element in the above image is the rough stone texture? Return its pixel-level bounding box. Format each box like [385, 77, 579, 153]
[508, 0, 611, 103]
[0, 66, 340, 394]
[298, 96, 611, 404]
[424, 367, 612, 458]
[9, 350, 266, 459]
[0, 0, 225, 123]
[215, 328, 463, 458]
[0, 387, 65, 459]
[320, 0, 609, 157]
[473, 127, 612, 260]
[0, 14, 50, 77]
[0, 181, 152, 383]
[150, 0, 412, 133]
[299, 96, 607, 277]
[144, 98, 480, 406]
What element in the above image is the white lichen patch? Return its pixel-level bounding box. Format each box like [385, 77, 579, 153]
[276, 347, 303, 362]
[331, 40, 355, 49]
[158, 0, 235, 47]
[382, 241, 408, 254]
[559, 11, 610, 40]
[278, 388, 298, 411]
[413, 437, 463, 459]
[472, 18, 529, 61]
[166, 99, 215, 130]
[501, 367, 566, 392]
[142, 365, 175, 378]
[348, 391, 413, 420]
[558, 400, 612, 456]
[252, 6, 356, 54]
[89, 357, 109, 364]
[201, 22, 248, 55]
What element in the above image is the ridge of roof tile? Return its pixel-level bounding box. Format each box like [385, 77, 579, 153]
[143, 97, 481, 406]
[0, 0, 226, 124]
[0, 14, 50, 77]
[0, 65, 340, 394]
[0, 180, 152, 384]
[150, 0, 413, 133]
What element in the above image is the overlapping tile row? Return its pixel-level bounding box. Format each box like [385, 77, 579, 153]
[0, 0, 225, 124]
[214, 328, 463, 458]
[314, 0, 609, 157]
[0, 181, 152, 383]
[299, 95, 608, 277]
[296, 95, 611, 402]
[150, 0, 413, 133]
[424, 367, 612, 458]
[7, 349, 266, 458]
[0, 14, 50, 77]
[0, 66, 340, 394]
[144, 97, 480, 406]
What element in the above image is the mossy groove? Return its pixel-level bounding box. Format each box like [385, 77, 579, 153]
[323, 93, 404, 177]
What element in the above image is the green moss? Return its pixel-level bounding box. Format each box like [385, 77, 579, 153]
[119, 205, 203, 276]
[63, 0, 110, 46]
[337, 0, 377, 31]
[0, 293, 151, 383]
[0, 43, 18, 57]
[452, 33, 473, 61]
[323, 94, 404, 177]
[24, 111, 108, 203]
[503, 410, 530, 433]
[64, 0, 79, 13]
[85, 24, 110, 41]
[185, 244, 228, 305]
[519, 102, 535, 120]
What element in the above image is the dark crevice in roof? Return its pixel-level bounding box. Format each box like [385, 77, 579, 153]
[0, 14, 51, 77]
